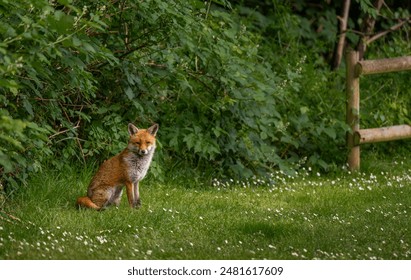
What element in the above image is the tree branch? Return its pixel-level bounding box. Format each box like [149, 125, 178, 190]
[333, 0, 351, 69]
[49, 125, 80, 139]
[366, 18, 411, 44]
[356, 0, 384, 60]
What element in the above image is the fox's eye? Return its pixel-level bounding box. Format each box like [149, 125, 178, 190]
[135, 141, 141, 145]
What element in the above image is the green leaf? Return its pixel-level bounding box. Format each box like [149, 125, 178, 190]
[82, 42, 96, 53]
[124, 87, 135, 100]
[0, 153, 13, 173]
[23, 99, 34, 116]
[96, 107, 108, 114]
[72, 36, 82, 47]
[324, 127, 336, 139]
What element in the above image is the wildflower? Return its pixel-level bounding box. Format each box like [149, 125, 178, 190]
[96, 236, 107, 244]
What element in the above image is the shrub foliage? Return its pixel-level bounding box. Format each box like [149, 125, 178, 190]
[1, 0, 409, 190]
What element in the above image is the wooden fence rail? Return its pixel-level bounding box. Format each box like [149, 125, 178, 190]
[346, 51, 411, 170]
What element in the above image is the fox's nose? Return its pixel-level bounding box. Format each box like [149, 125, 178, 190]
[139, 149, 148, 155]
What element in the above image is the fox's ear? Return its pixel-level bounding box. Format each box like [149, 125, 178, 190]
[147, 123, 159, 136]
[128, 123, 139, 136]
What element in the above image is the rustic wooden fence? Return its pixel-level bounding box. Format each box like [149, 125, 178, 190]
[346, 50, 411, 170]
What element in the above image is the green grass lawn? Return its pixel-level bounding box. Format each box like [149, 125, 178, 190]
[1, 155, 410, 260]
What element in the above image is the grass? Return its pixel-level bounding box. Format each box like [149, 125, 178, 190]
[1, 154, 410, 260]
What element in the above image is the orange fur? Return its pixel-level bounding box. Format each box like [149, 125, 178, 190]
[76, 123, 159, 210]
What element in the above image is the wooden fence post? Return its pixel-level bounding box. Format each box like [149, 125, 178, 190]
[345, 53, 411, 170]
[346, 50, 360, 171]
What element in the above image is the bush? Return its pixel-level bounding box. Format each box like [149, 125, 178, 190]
[1, 0, 409, 192]
[0, 0, 115, 189]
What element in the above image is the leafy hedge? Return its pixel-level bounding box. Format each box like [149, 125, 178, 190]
[1, 0, 409, 193]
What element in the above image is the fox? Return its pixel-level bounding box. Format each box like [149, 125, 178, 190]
[76, 123, 159, 210]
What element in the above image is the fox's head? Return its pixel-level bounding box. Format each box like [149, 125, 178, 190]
[127, 123, 159, 156]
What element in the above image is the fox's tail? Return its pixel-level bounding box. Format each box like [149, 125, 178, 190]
[76, 196, 101, 210]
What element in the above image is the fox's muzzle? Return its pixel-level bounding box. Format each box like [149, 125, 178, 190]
[139, 150, 149, 155]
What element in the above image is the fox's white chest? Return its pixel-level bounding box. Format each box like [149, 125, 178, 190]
[124, 150, 154, 183]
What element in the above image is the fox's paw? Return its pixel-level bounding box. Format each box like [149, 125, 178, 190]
[132, 199, 141, 209]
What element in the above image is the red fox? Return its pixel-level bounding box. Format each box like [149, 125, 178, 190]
[76, 123, 159, 210]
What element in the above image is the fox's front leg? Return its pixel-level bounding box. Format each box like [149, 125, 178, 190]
[126, 182, 136, 208]
[133, 181, 141, 208]
[126, 181, 140, 208]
